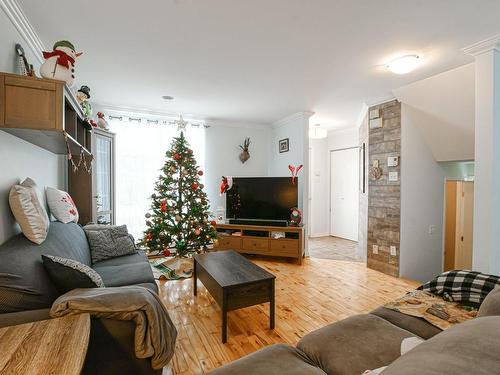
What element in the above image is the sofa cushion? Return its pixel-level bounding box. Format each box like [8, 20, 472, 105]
[83, 224, 137, 264]
[207, 344, 326, 375]
[93, 262, 155, 288]
[42, 254, 105, 293]
[478, 286, 500, 317]
[297, 314, 415, 375]
[370, 307, 441, 339]
[0, 222, 91, 313]
[90, 251, 149, 267]
[383, 316, 500, 374]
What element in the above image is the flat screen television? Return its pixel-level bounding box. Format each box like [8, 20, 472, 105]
[226, 177, 298, 222]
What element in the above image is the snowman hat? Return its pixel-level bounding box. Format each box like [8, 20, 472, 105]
[53, 40, 76, 51]
[78, 85, 91, 99]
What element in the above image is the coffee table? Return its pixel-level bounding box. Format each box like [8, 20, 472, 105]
[193, 250, 276, 343]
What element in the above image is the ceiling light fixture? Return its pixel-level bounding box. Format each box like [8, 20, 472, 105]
[386, 54, 421, 75]
[162, 95, 174, 100]
[309, 124, 327, 139]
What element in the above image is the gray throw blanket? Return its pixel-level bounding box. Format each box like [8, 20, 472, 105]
[50, 286, 177, 369]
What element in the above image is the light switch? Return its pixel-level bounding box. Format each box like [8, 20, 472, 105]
[372, 245, 379, 254]
[390, 246, 397, 256]
[428, 225, 436, 235]
[388, 171, 398, 182]
[387, 156, 399, 167]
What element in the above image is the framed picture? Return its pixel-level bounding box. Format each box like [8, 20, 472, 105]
[279, 138, 289, 153]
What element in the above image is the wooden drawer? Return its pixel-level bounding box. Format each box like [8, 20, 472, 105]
[241, 237, 269, 253]
[270, 239, 299, 256]
[216, 235, 241, 250]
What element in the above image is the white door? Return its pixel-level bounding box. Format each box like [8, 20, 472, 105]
[330, 148, 359, 241]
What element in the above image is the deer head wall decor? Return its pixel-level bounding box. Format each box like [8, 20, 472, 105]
[239, 137, 251, 163]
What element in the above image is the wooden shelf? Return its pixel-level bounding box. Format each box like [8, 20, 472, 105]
[0, 72, 91, 156]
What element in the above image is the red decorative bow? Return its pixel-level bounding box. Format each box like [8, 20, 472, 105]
[288, 164, 303, 184]
[42, 50, 76, 69]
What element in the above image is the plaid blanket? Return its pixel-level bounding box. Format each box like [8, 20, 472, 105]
[417, 270, 500, 305]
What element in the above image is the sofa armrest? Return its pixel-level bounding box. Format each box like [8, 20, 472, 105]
[370, 307, 441, 339]
[83, 317, 162, 375]
[0, 308, 50, 328]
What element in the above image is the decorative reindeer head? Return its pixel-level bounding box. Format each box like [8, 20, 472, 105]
[239, 137, 251, 163]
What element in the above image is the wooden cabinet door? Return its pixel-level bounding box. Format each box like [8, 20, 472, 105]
[2, 75, 62, 130]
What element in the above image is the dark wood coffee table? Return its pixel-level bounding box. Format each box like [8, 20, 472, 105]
[193, 250, 276, 343]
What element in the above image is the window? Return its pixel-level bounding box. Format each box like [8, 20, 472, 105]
[109, 117, 205, 240]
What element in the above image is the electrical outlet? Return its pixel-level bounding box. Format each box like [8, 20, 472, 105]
[388, 171, 398, 182]
[372, 245, 379, 254]
[390, 246, 397, 256]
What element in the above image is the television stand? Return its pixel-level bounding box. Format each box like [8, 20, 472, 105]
[213, 223, 305, 264]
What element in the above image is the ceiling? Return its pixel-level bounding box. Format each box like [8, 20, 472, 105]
[18, 0, 500, 128]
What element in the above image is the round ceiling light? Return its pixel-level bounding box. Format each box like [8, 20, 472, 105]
[386, 55, 421, 75]
[162, 95, 174, 100]
[309, 124, 327, 139]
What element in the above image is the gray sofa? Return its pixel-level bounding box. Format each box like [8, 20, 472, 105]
[209, 295, 500, 374]
[0, 222, 163, 375]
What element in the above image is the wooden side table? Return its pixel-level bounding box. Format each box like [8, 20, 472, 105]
[0, 314, 91, 375]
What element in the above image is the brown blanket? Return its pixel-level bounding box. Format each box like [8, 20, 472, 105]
[50, 286, 177, 369]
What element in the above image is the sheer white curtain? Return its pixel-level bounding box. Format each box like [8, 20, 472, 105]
[109, 118, 205, 240]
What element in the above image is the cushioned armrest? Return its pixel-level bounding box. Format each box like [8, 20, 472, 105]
[0, 308, 50, 328]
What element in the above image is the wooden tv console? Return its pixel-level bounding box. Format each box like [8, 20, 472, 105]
[213, 223, 305, 264]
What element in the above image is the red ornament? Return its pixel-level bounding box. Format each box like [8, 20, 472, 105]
[146, 233, 153, 242]
[197, 170, 204, 176]
[162, 249, 171, 257]
[161, 200, 167, 212]
[173, 153, 181, 161]
[210, 220, 217, 226]
[194, 228, 201, 236]
[191, 182, 199, 190]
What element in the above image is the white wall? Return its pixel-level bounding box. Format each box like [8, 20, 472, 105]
[328, 127, 358, 151]
[309, 138, 328, 236]
[205, 123, 271, 214]
[400, 104, 446, 282]
[0, 7, 65, 244]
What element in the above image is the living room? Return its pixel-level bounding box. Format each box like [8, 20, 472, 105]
[1, 1, 500, 374]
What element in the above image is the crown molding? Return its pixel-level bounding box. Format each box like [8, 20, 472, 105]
[272, 111, 315, 128]
[0, 0, 45, 63]
[462, 34, 500, 56]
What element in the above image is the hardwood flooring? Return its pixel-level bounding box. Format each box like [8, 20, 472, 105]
[160, 255, 419, 375]
[308, 236, 362, 262]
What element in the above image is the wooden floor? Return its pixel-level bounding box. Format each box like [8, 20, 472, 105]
[308, 236, 362, 262]
[160, 256, 419, 375]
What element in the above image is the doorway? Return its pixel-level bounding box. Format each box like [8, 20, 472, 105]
[330, 148, 359, 241]
[444, 180, 474, 271]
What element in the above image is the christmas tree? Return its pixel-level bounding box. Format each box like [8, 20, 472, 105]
[142, 132, 217, 257]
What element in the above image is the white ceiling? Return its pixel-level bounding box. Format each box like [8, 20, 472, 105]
[18, 0, 500, 128]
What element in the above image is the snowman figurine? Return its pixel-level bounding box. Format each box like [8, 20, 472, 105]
[40, 40, 82, 87]
[76, 85, 92, 118]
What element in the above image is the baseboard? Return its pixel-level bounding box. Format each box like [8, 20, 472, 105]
[309, 232, 330, 238]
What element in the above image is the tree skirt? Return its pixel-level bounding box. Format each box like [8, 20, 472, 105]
[149, 256, 193, 280]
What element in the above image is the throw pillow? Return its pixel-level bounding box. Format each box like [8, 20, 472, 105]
[46, 187, 79, 223]
[83, 224, 137, 263]
[9, 178, 50, 244]
[478, 286, 500, 317]
[42, 254, 105, 294]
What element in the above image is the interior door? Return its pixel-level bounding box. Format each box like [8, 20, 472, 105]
[330, 148, 359, 241]
[455, 181, 474, 269]
[93, 132, 115, 224]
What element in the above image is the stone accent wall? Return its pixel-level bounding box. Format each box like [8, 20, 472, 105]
[367, 100, 401, 277]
